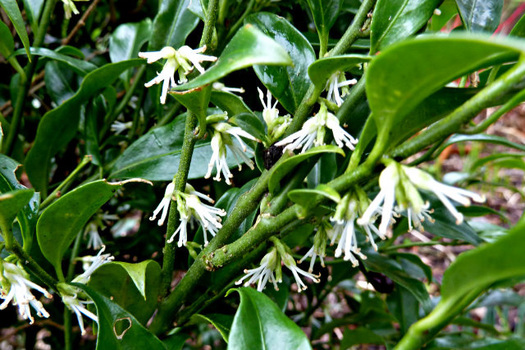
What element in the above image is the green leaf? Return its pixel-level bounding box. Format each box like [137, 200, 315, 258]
[25, 59, 144, 194]
[109, 113, 254, 181]
[245, 13, 315, 114]
[36, 180, 126, 273]
[268, 145, 345, 194]
[110, 19, 152, 63]
[0, 0, 31, 59]
[288, 185, 341, 208]
[227, 288, 311, 350]
[0, 155, 39, 251]
[190, 313, 233, 343]
[429, 0, 459, 32]
[14, 47, 97, 76]
[74, 284, 167, 350]
[0, 189, 34, 236]
[162, 334, 189, 350]
[173, 25, 292, 91]
[510, 13, 525, 38]
[341, 327, 385, 348]
[437, 134, 525, 154]
[45, 61, 77, 105]
[88, 260, 161, 325]
[149, 0, 199, 50]
[308, 54, 371, 88]
[371, 0, 441, 52]
[170, 85, 211, 128]
[21, 0, 44, 34]
[363, 250, 432, 312]
[231, 113, 267, 144]
[0, 21, 14, 58]
[387, 286, 420, 334]
[210, 90, 253, 117]
[306, 0, 342, 50]
[456, 0, 503, 33]
[366, 34, 522, 148]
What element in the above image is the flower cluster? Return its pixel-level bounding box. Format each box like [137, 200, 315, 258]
[276, 102, 358, 153]
[59, 284, 98, 336]
[0, 261, 52, 324]
[205, 114, 259, 185]
[357, 161, 485, 236]
[73, 246, 115, 285]
[62, 0, 79, 19]
[236, 237, 319, 292]
[150, 183, 226, 247]
[326, 72, 357, 107]
[257, 88, 291, 145]
[139, 46, 217, 104]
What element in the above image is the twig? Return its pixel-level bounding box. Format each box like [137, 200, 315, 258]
[61, 0, 102, 46]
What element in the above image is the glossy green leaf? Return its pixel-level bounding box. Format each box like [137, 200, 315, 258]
[210, 90, 253, 117]
[14, 47, 97, 76]
[25, 59, 144, 194]
[21, 0, 43, 34]
[0, 0, 31, 59]
[366, 35, 522, 148]
[306, 0, 342, 51]
[288, 185, 341, 208]
[110, 113, 253, 181]
[74, 284, 167, 350]
[387, 286, 420, 334]
[371, 0, 441, 52]
[227, 288, 311, 350]
[0, 21, 14, 58]
[437, 134, 525, 154]
[245, 13, 315, 114]
[0, 155, 39, 251]
[456, 0, 503, 33]
[88, 260, 161, 325]
[173, 25, 292, 91]
[0, 189, 34, 235]
[162, 334, 189, 350]
[190, 313, 233, 343]
[341, 327, 385, 348]
[363, 250, 432, 311]
[149, 0, 199, 50]
[308, 54, 371, 88]
[268, 146, 345, 194]
[45, 61, 77, 105]
[510, 12, 525, 38]
[170, 84, 211, 128]
[231, 113, 267, 144]
[110, 19, 152, 63]
[37, 180, 125, 273]
[429, 0, 459, 32]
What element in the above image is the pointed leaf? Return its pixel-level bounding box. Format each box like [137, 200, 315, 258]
[74, 284, 167, 350]
[0, 189, 34, 235]
[149, 0, 199, 50]
[288, 185, 341, 208]
[0, 0, 31, 59]
[190, 313, 234, 343]
[245, 13, 315, 114]
[25, 59, 144, 194]
[231, 113, 267, 144]
[110, 19, 152, 63]
[170, 85, 211, 128]
[227, 288, 311, 350]
[456, 0, 503, 33]
[173, 25, 292, 91]
[210, 90, 253, 117]
[14, 47, 97, 76]
[37, 180, 129, 272]
[306, 0, 342, 50]
[21, 0, 44, 34]
[268, 145, 345, 194]
[308, 54, 371, 88]
[370, 0, 442, 52]
[0, 21, 14, 58]
[437, 133, 525, 154]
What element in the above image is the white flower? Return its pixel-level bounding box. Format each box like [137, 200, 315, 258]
[275, 103, 357, 153]
[358, 162, 485, 236]
[167, 185, 226, 246]
[281, 252, 320, 292]
[84, 222, 104, 250]
[406, 204, 434, 232]
[326, 72, 357, 107]
[61, 292, 97, 336]
[298, 222, 330, 272]
[73, 246, 114, 285]
[150, 182, 175, 226]
[0, 261, 51, 324]
[257, 88, 291, 143]
[62, 0, 79, 19]
[235, 248, 280, 292]
[205, 120, 258, 185]
[212, 82, 245, 94]
[111, 121, 132, 135]
[139, 45, 217, 104]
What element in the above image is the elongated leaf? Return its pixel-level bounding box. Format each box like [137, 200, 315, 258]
[173, 25, 292, 91]
[21, 0, 44, 34]
[0, 189, 33, 235]
[37, 180, 125, 272]
[268, 146, 345, 194]
[245, 13, 315, 114]
[190, 314, 233, 343]
[110, 19, 152, 63]
[231, 113, 267, 144]
[306, 0, 342, 51]
[0, 0, 31, 59]
[366, 35, 522, 148]
[288, 186, 341, 208]
[210, 90, 253, 117]
[45, 61, 77, 105]
[26, 59, 144, 194]
[88, 260, 161, 325]
[456, 0, 503, 33]
[371, 0, 441, 52]
[341, 327, 385, 348]
[109, 113, 254, 181]
[170, 85, 211, 128]
[227, 288, 311, 350]
[0, 21, 14, 58]
[437, 134, 525, 154]
[308, 54, 371, 88]
[14, 47, 97, 75]
[74, 284, 167, 350]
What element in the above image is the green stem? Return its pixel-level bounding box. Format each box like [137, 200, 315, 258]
[390, 58, 525, 159]
[64, 307, 72, 350]
[66, 232, 83, 281]
[40, 155, 93, 210]
[223, 0, 255, 45]
[9, 242, 58, 290]
[3, 0, 57, 155]
[199, 0, 220, 49]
